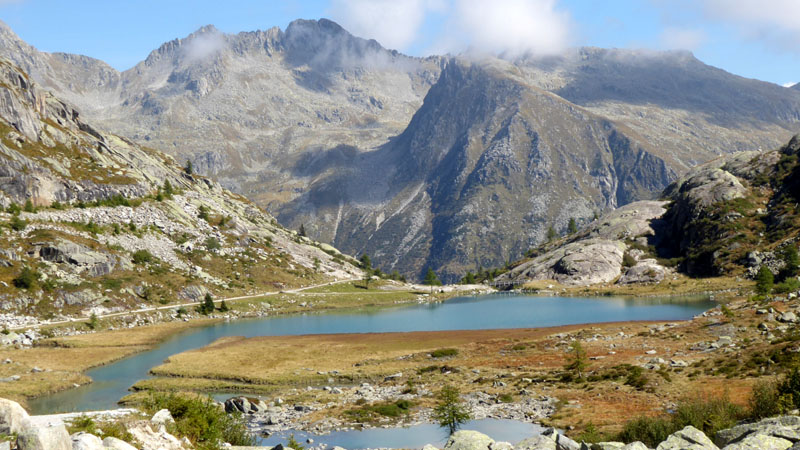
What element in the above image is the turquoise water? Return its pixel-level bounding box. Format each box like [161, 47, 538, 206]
[29, 293, 715, 414]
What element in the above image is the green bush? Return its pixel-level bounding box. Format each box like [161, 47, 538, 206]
[132, 249, 153, 265]
[431, 348, 459, 358]
[205, 237, 221, 251]
[774, 278, 800, 294]
[749, 379, 781, 419]
[143, 392, 254, 450]
[12, 266, 40, 290]
[618, 395, 744, 447]
[622, 252, 637, 268]
[756, 266, 774, 295]
[618, 415, 674, 447]
[9, 215, 26, 231]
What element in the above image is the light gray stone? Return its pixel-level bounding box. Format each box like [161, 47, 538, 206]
[722, 433, 792, 450]
[17, 421, 71, 450]
[0, 397, 30, 434]
[151, 408, 174, 424]
[656, 426, 718, 450]
[70, 432, 104, 450]
[101, 437, 138, 450]
[445, 430, 495, 450]
[516, 435, 557, 450]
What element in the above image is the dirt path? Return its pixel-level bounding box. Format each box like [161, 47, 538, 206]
[11, 277, 360, 331]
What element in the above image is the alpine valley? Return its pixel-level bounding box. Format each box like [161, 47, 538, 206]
[2, 18, 799, 281]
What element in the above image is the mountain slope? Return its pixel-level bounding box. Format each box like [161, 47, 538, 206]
[279, 58, 676, 281]
[2, 20, 800, 281]
[0, 59, 360, 319]
[498, 134, 800, 286]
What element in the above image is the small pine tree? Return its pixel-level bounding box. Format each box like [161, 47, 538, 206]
[185, 160, 193, 175]
[781, 245, 800, 280]
[87, 313, 99, 330]
[565, 340, 588, 380]
[568, 218, 578, 234]
[363, 267, 373, 289]
[756, 266, 774, 295]
[198, 293, 215, 315]
[424, 268, 441, 294]
[462, 271, 476, 284]
[163, 180, 174, 197]
[546, 226, 558, 242]
[433, 384, 471, 435]
[23, 199, 34, 213]
[219, 300, 230, 312]
[359, 254, 372, 271]
[298, 224, 307, 237]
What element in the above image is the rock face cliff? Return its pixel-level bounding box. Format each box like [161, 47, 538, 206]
[498, 135, 800, 286]
[2, 19, 800, 281]
[0, 59, 359, 319]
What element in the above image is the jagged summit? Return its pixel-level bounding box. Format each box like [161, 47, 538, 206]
[0, 19, 798, 281]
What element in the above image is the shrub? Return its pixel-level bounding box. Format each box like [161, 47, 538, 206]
[756, 266, 774, 295]
[8, 215, 26, 231]
[12, 266, 40, 290]
[618, 415, 673, 447]
[132, 249, 153, 265]
[775, 278, 800, 294]
[431, 348, 459, 358]
[617, 395, 744, 446]
[142, 392, 254, 450]
[749, 379, 781, 419]
[205, 237, 221, 251]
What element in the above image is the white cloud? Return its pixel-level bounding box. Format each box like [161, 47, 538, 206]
[329, 0, 571, 58]
[182, 30, 226, 63]
[451, 0, 571, 57]
[694, 0, 800, 51]
[329, 0, 442, 50]
[659, 27, 706, 50]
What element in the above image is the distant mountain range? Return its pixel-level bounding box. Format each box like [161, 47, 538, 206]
[2, 18, 799, 281]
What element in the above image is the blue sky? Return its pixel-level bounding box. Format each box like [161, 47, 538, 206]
[1, 0, 798, 86]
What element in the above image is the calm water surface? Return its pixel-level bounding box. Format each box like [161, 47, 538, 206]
[258, 419, 547, 449]
[30, 293, 714, 414]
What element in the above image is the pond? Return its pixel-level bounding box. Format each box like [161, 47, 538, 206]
[30, 293, 715, 415]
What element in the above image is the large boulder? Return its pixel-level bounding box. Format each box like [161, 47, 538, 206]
[224, 396, 268, 414]
[16, 421, 71, 450]
[721, 433, 792, 450]
[0, 398, 30, 434]
[444, 430, 495, 450]
[516, 435, 556, 450]
[102, 437, 138, 450]
[656, 426, 718, 450]
[541, 428, 581, 450]
[151, 408, 175, 425]
[716, 416, 800, 447]
[70, 432, 104, 450]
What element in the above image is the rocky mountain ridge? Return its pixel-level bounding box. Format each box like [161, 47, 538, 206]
[0, 58, 360, 321]
[498, 134, 800, 287]
[2, 19, 800, 281]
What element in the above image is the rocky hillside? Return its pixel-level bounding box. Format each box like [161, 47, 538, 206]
[280, 58, 675, 282]
[0, 59, 360, 321]
[498, 135, 800, 286]
[2, 20, 800, 281]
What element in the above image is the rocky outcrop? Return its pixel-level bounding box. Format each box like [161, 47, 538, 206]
[0, 59, 362, 320]
[497, 201, 671, 286]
